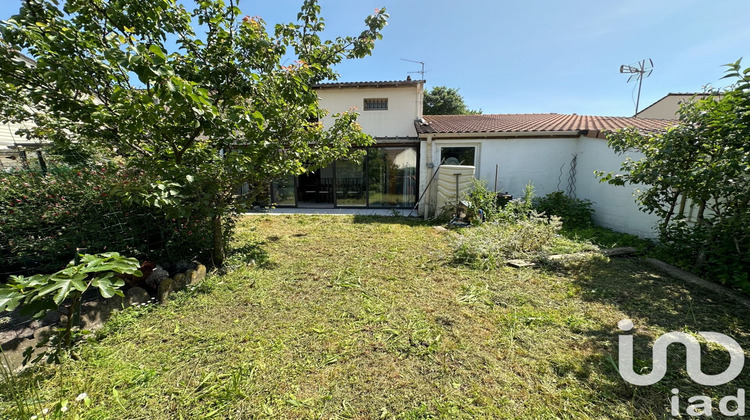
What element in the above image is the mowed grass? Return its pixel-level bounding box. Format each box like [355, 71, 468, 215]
[3, 215, 750, 419]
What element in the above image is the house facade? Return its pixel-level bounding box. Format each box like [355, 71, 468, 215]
[270, 79, 677, 237]
[269, 79, 424, 209]
[0, 52, 43, 171]
[0, 121, 45, 171]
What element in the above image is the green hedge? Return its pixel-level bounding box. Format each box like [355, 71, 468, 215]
[1, 162, 212, 280]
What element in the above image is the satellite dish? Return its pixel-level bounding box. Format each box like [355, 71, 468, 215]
[619, 58, 654, 116]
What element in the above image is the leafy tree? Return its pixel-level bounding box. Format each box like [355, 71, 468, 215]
[598, 60, 750, 290]
[423, 85, 481, 115]
[0, 0, 388, 265]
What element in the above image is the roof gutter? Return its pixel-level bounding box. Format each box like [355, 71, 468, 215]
[418, 130, 585, 139]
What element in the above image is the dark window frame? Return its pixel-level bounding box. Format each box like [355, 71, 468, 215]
[440, 146, 476, 167]
[363, 98, 388, 111]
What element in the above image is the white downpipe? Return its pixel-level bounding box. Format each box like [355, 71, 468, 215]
[424, 134, 433, 219]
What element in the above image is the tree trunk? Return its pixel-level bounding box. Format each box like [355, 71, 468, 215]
[212, 212, 225, 266]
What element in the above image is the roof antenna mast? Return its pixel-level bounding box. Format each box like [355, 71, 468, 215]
[619, 58, 654, 116]
[401, 58, 425, 80]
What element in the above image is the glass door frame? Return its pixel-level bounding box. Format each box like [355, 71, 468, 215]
[270, 143, 420, 209]
[332, 143, 419, 209]
[270, 176, 298, 207]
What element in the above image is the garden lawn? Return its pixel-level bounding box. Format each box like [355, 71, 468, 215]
[3, 215, 749, 419]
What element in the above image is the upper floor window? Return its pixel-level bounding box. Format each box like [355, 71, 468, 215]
[364, 98, 388, 111]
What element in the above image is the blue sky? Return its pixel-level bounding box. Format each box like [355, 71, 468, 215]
[2, 0, 749, 117]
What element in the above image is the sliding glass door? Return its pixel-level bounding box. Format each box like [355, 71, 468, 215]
[367, 147, 417, 207]
[335, 159, 366, 207]
[271, 145, 418, 208]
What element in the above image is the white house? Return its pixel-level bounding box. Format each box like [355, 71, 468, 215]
[268, 79, 678, 237]
[0, 53, 43, 171]
[415, 114, 674, 237]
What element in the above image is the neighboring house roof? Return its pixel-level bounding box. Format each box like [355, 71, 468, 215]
[314, 79, 424, 89]
[635, 93, 710, 119]
[0, 120, 42, 150]
[13, 51, 36, 68]
[415, 113, 673, 137]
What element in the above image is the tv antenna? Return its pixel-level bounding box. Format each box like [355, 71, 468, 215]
[620, 58, 653, 116]
[401, 58, 426, 80]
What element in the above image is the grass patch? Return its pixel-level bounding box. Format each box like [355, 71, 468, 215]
[2, 215, 748, 419]
[561, 225, 654, 252]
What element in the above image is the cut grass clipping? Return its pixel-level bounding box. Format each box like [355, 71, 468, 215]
[1, 215, 748, 419]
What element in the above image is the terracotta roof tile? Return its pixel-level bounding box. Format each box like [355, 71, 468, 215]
[314, 80, 423, 89]
[415, 113, 673, 135]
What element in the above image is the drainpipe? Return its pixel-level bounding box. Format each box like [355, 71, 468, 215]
[424, 134, 433, 219]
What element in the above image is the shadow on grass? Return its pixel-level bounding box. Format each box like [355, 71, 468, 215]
[351, 215, 434, 226]
[560, 226, 655, 253]
[226, 241, 274, 269]
[557, 256, 750, 416]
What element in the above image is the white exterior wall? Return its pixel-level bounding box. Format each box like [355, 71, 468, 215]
[316, 86, 421, 138]
[573, 137, 660, 237]
[425, 137, 577, 198]
[419, 135, 661, 238]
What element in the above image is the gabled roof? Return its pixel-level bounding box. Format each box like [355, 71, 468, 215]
[415, 113, 673, 136]
[314, 79, 423, 89]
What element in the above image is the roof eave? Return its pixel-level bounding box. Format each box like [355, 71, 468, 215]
[418, 130, 584, 139]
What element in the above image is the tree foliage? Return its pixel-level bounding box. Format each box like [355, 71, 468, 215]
[422, 85, 481, 115]
[0, 0, 388, 264]
[599, 60, 750, 291]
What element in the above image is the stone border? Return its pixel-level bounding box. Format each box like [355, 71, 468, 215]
[645, 258, 750, 310]
[157, 263, 207, 302]
[1, 263, 207, 371]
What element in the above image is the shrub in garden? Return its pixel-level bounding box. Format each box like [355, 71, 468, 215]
[0, 252, 141, 363]
[1, 163, 141, 277]
[464, 178, 500, 222]
[600, 62, 750, 292]
[533, 191, 594, 229]
[497, 183, 536, 223]
[1, 159, 213, 281]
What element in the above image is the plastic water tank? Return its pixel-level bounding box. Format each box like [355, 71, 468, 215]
[435, 165, 475, 214]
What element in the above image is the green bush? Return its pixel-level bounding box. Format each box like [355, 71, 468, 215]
[533, 191, 594, 229]
[0, 252, 141, 363]
[464, 178, 500, 222]
[658, 221, 750, 294]
[1, 160, 214, 280]
[598, 62, 750, 292]
[497, 183, 536, 223]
